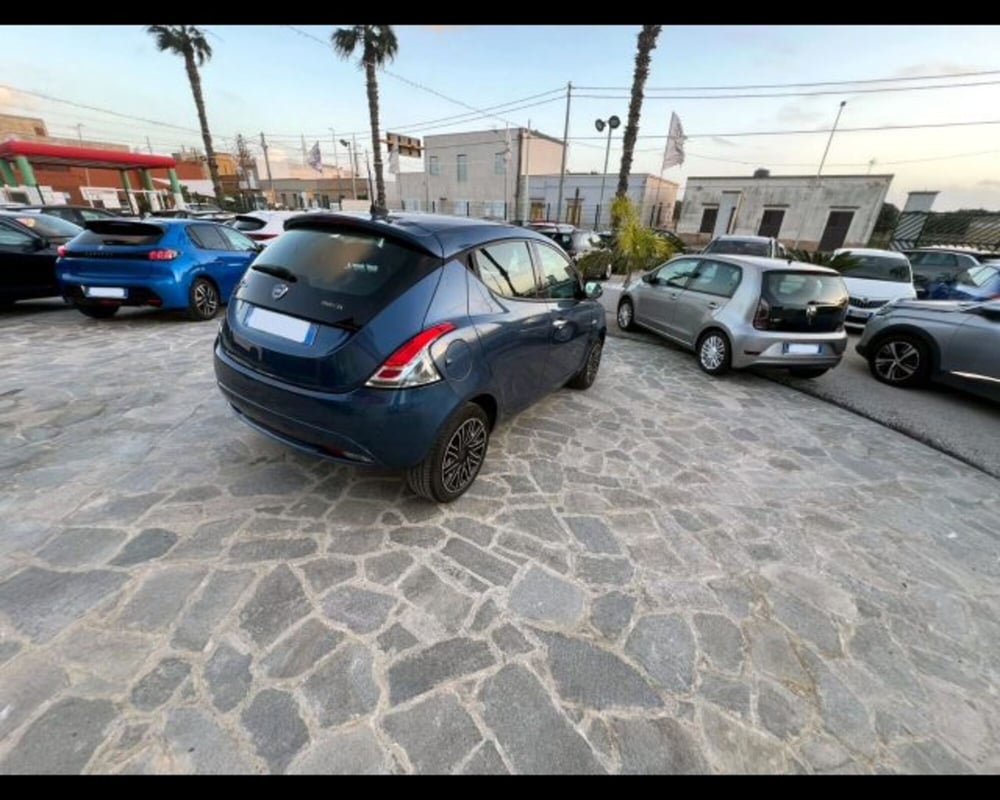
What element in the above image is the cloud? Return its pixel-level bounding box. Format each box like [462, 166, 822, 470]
[977, 178, 1000, 189]
[773, 101, 825, 125]
[0, 86, 35, 111]
[889, 61, 987, 78]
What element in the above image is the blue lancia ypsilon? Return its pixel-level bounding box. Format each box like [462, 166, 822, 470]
[213, 211, 607, 502]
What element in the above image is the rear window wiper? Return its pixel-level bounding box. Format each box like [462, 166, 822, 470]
[252, 264, 298, 282]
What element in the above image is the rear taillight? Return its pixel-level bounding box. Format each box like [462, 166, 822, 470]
[365, 322, 456, 389]
[57, 245, 67, 257]
[753, 297, 771, 330]
[248, 233, 277, 241]
[148, 249, 179, 261]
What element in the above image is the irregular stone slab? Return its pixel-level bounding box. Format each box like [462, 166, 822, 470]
[377, 623, 419, 655]
[130, 657, 191, 711]
[399, 566, 473, 633]
[72, 491, 166, 526]
[263, 619, 344, 679]
[460, 740, 509, 775]
[761, 564, 858, 620]
[441, 538, 518, 586]
[491, 623, 533, 655]
[575, 555, 634, 586]
[625, 614, 696, 693]
[0, 566, 128, 642]
[590, 592, 635, 640]
[229, 465, 310, 497]
[301, 557, 356, 592]
[364, 551, 415, 584]
[610, 716, 708, 774]
[118, 567, 207, 633]
[110, 528, 179, 566]
[36, 527, 126, 567]
[895, 739, 973, 774]
[171, 570, 255, 652]
[242, 689, 309, 774]
[509, 565, 585, 627]
[496, 507, 567, 543]
[478, 663, 604, 774]
[699, 672, 751, 719]
[0, 653, 68, 740]
[771, 592, 843, 657]
[54, 626, 152, 687]
[170, 517, 245, 559]
[389, 525, 445, 549]
[700, 705, 788, 773]
[322, 585, 396, 634]
[204, 642, 252, 712]
[239, 565, 310, 648]
[288, 724, 389, 774]
[757, 680, 811, 740]
[302, 642, 379, 727]
[693, 613, 746, 673]
[565, 516, 620, 554]
[383, 693, 482, 773]
[164, 707, 254, 774]
[388, 638, 496, 705]
[815, 668, 877, 757]
[538, 631, 661, 709]
[744, 619, 811, 689]
[0, 697, 117, 775]
[444, 517, 495, 547]
[228, 538, 317, 562]
[0, 640, 21, 665]
[470, 600, 499, 632]
[497, 531, 570, 574]
[328, 528, 384, 554]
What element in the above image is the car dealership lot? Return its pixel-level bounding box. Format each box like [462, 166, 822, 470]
[1, 304, 999, 774]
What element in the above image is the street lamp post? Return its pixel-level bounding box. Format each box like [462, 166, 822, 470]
[792, 100, 847, 249]
[74, 123, 94, 206]
[594, 115, 620, 230]
[339, 139, 358, 200]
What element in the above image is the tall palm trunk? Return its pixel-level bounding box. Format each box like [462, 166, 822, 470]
[364, 56, 387, 208]
[616, 25, 662, 200]
[184, 51, 224, 207]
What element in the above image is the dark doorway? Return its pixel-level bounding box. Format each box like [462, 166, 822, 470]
[758, 209, 785, 238]
[699, 207, 718, 234]
[819, 210, 854, 251]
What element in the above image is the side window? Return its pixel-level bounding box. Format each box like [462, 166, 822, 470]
[687, 260, 742, 297]
[0, 222, 35, 248]
[219, 226, 258, 252]
[535, 243, 579, 300]
[474, 240, 538, 299]
[653, 258, 699, 289]
[188, 224, 229, 251]
[80, 209, 110, 221]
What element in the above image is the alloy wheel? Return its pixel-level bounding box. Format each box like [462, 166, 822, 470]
[874, 340, 920, 383]
[193, 281, 218, 318]
[700, 334, 727, 371]
[617, 302, 632, 329]
[441, 417, 488, 494]
[585, 340, 603, 383]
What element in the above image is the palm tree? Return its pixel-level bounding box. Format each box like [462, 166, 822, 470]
[615, 25, 662, 204]
[147, 25, 224, 207]
[331, 25, 398, 209]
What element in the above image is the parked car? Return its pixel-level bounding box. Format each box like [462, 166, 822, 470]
[528, 222, 604, 261]
[0, 210, 83, 244]
[14, 204, 125, 227]
[56, 218, 261, 321]
[213, 212, 607, 502]
[832, 247, 917, 330]
[653, 228, 690, 254]
[856, 298, 1000, 402]
[228, 210, 301, 242]
[149, 208, 235, 223]
[0, 214, 76, 306]
[904, 247, 1000, 299]
[702, 234, 788, 259]
[617, 254, 848, 378]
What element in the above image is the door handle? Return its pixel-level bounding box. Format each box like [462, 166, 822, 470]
[707, 301, 719, 309]
[552, 319, 569, 329]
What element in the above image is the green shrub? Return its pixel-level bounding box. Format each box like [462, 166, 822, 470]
[611, 196, 677, 284]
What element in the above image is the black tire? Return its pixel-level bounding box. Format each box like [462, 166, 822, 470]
[696, 329, 732, 376]
[868, 333, 931, 388]
[617, 298, 636, 331]
[406, 402, 491, 503]
[75, 304, 119, 319]
[188, 276, 220, 321]
[789, 367, 829, 379]
[567, 337, 603, 390]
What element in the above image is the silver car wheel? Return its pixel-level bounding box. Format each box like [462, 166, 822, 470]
[617, 301, 632, 329]
[700, 334, 727, 371]
[874, 340, 920, 383]
[441, 417, 487, 495]
[193, 280, 218, 317]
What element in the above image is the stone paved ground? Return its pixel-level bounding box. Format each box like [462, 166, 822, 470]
[1, 306, 999, 774]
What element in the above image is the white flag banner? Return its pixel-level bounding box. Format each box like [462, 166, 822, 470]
[662, 111, 686, 170]
[388, 144, 400, 175]
[307, 141, 323, 173]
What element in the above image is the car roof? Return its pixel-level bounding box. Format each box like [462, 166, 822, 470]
[834, 247, 909, 259]
[699, 253, 840, 275]
[285, 211, 554, 259]
[711, 234, 773, 243]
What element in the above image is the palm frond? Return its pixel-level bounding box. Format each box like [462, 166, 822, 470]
[332, 26, 362, 59]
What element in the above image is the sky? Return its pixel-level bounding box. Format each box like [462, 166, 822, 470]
[2, 24, 1000, 210]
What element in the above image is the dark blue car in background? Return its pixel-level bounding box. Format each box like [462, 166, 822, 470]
[214, 212, 607, 502]
[56, 218, 261, 320]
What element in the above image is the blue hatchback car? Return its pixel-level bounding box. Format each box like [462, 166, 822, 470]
[57, 218, 262, 320]
[213, 211, 607, 502]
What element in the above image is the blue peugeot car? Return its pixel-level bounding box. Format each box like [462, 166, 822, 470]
[213, 211, 607, 502]
[56, 218, 262, 320]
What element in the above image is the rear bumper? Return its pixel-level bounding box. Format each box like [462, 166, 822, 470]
[731, 328, 848, 370]
[214, 342, 459, 470]
[58, 273, 189, 309]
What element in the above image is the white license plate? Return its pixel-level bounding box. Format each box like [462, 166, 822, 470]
[246, 306, 315, 344]
[84, 286, 126, 299]
[785, 343, 822, 355]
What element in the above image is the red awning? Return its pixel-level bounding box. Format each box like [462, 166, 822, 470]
[0, 139, 176, 170]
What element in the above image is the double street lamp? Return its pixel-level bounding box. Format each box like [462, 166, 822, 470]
[595, 115, 621, 230]
[339, 138, 359, 200]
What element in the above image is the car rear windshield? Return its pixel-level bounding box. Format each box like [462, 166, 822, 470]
[232, 216, 266, 232]
[957, 264, 1000, 287]
[705, 239, 769, 256]
[75, 220, 166, 246]
[836, 254, 912, 283]
[762, 270, 847, 305]
[6, 213, 82, 239]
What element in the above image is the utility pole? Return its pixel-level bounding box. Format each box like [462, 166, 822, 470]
[364, 149, 374, 208]
[352, 133, 361, 199]
[520, 120, 531, 223]
[555, 82, 572, 225]
[259, 132, 274, 208]
[73, 123, 93, 205]
[793, 100, 847, 249]
[146, 136, 154, 155]
[329, 128, 340, 198]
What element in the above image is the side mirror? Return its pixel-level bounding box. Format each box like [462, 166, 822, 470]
[584, 281, 603, 300]
[253, 243, 265, 253]
[32, 236, 49, 251]
[641, 273, 653, 284]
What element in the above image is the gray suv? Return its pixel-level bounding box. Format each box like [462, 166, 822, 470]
[702, 235, 788, 259]
[856, 299, 1000, 402]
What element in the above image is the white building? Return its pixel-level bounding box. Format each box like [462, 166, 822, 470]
[525, 173, 679, 230]
[677, 173, 893, 251]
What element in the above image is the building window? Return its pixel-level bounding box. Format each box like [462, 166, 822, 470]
[494, 152, 506, 175]
[758, 209, 785, 238]
[429, 156, 440, 176]
[699, 207, 719, 234]
[457, 154, 468, 183]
